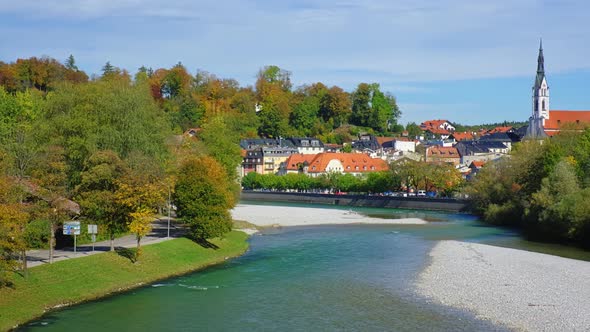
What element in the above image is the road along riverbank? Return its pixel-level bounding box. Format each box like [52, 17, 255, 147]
[0, 231, 249, 332]
[416, 240, 590, 331]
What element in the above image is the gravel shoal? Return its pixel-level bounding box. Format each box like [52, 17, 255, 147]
[416, 240, 590, 332]
[231, 204, 427, 227]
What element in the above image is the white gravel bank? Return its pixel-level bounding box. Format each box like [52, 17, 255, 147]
[416, 240, 590, 331]
[231, 204, 427, 227]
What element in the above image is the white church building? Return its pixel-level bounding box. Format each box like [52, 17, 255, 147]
[526, 40, 590, 138]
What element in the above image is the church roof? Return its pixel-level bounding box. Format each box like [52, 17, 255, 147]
[544, 110, 590, 130]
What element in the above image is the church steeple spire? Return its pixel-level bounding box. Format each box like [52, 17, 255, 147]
[537, 38, 544, 75]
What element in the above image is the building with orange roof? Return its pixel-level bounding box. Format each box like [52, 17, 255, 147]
[280, 153, 317, 175]
[420, 119, 455, 132]
[486, 126, 513, 134]
[305, 153, 389, 177]
[526, 41, 590, 138]
[425, 146, 460, 166]
[449, 131, 475, 141]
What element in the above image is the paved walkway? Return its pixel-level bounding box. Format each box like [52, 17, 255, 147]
[26, 218, 185, 268]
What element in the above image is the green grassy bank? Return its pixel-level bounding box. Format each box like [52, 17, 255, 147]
[0, 231, 249, 331]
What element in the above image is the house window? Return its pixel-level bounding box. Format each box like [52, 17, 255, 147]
[347, 166, 351, 170]
[355, 166, 359, 170]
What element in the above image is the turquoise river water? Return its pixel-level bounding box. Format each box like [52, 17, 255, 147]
[21, 202, 590, 331]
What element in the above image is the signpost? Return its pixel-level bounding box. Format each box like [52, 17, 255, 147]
[63, 221, 81, 253]
[88, 224, 98, 252]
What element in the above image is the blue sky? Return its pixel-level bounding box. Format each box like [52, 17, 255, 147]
[1, 0, 589, 125]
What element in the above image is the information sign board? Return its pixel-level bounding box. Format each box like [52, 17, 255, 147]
[88, 224, 98, 234]
[63, 221, 81, 235]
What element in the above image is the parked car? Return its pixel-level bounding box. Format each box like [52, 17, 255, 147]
[417, 190, 426, 197]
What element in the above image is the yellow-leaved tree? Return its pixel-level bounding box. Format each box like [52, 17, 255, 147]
[115, 175, 166, 262]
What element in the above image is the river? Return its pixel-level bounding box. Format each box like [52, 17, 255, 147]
[21, 203, 590, 331]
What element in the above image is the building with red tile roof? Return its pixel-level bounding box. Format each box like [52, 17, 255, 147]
[542, 111, 590, 135]
[420, 120, 455, 132]
[486, 126, 513, 134]
[425, 146, 460, 166]
[449, 132, 475, 141]
[306, 153, 389, 176]
[282, 153, 317, 174]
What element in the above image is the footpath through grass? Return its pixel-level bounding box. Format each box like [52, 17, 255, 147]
[0, 231, 249, 331]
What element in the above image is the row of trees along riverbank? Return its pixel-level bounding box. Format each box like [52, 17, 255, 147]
[241, 160, 465, 196]
[467, 127, 590, 249]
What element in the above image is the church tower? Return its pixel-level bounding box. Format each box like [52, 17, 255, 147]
[532, 39, 550, 122]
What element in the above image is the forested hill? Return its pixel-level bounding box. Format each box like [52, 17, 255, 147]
[0, 56, 402, 142]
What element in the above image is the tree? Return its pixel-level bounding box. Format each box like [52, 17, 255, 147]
[65, 55, 78, 71]
[255, 66, 293, 138]
[115, 171, 166, 261]
[0, 203, 29, 283]
[30, 145, 69, 264]
[175, 156, 235, 241]
[406, 122, 423, 138]
[351, 83, 400, 132]
[198, 116, 243, 181]
[76, 150, 130, 251]
[290, 95, 320, 136]
[351, 83, 372, 127]
[101, 61, 116, 77]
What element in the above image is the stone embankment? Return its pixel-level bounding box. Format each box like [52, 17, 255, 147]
[241, 190, 468, 212]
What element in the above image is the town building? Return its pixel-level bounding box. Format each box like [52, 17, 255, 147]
[261, 146, 298, 174]
[454, 140, 509, 165]
[241, 148, 263, 176]
[424, 146, 460, 166]
[282, 152, 389, 177]
[288, 137, 325, 154]
[420, 119, 456, 132]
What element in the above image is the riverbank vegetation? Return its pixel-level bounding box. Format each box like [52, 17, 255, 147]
[468, 128, 590, 248]
[0, 231, 249, 331]
[241, 160, 464, 196]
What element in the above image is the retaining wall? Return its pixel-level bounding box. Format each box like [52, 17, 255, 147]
[240, 191, 469, 212]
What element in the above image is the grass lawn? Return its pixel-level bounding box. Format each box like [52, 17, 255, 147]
[0, 231, 249, 331]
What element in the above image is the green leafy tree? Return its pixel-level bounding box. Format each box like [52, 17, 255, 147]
[76, 150, 130, 251]
[406, 122, 423, 138]
[175, 156, 235, 240]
